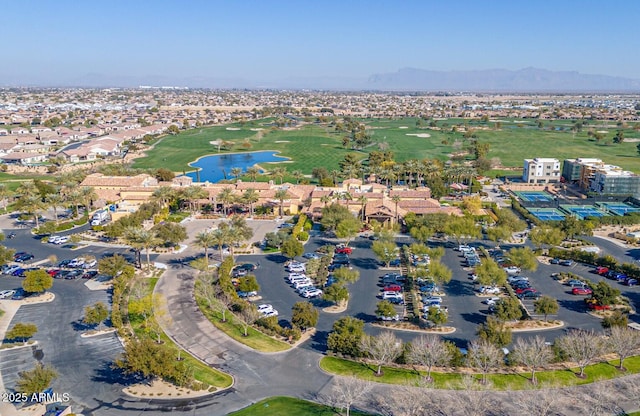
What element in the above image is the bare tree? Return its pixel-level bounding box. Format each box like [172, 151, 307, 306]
[511, 386, 567, 416]
[213, 290, 233, 323]
[360, 331, 403, 376]
[468, 339, 502, 385]
[607, 326, 640, 370]
[408, 334, 450, 382]
[571, 380, 626, 416]
[194, 273, 217, 309]
[326, 376, 372, 416]
[371, 383, 447, 416]
[447, 375, 500, 416]
[557, 329, 604, 378]
[511, 336, 553, 384]
[614, 374, 640, 411]
[237, 304, 259, 337]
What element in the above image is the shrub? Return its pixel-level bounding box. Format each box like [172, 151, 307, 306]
[297, 231, 309, 241]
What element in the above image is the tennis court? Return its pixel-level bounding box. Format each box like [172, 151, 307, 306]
[527, 208, 566, 221]
[596, 202, 640, 216]
[560, 205, 608, 220]
[514, 191, 554, 202]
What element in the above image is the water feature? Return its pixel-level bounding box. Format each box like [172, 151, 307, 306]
[185, 151, 288, 183]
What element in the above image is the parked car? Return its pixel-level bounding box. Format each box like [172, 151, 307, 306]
[595, 266, 609, 275]
[383, 284, 402, 292]
[511, 281, 532, 290]
[559, 259, 574, 266]
[549, 258, 560, 264]
[624, 278, 638, 287]
[483, 297, 502, 305]
[65, 270, 83, 280]
[388, 259, 402, 267]
[422, 295, 442, 304]
[82, 270, 99, 279]
[419, 283, 439, 294]
[508, 275, 529, 284]
[572, 286, 593, 295]
[68, 258, 85, 268]
[14, 252, 34, 263]
[257, 304, 275, 315]
[82, 259, 98, 269]
[517, 291, 540, 300]
[0, 289, 16, 299]
[515, 287, 538, 295]
[478, 286, 500, 295]
[302, 288, 323, 298]
[237, 290, 257, 298]
[335, 246, 352, 255]
[11, 268, 25, 277]
[303, 252, 321, 260]
[503, 266, 521, 275]
[3, 265, 21, 275]
[378, 314, 400, 321]
[382, 291, 403, 301]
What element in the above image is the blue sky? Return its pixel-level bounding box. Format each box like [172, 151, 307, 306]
[2, 0, 639, 85]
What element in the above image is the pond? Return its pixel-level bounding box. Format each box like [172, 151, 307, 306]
[185, 151, 288, 183]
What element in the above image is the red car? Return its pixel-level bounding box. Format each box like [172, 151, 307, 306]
[572, 286, 593, 295]
[595, 266, 609, 275]
[336, 247, 352, 255]
[383, 284, 402, 292]
[515, 287, 537, 295]
[587, 303, 610, 311]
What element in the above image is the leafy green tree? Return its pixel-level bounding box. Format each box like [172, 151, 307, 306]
[321, 203, 353, 231]
[327, 316, 365, 357]
[98, 254, 131, 277]
[237, 275, 260, 294]
[533, 296, 559, 322]
[428, 260, 453, 286]
[495, 296, 522, 322]
[5, 322, 38, 344]
[15, 363, 57, 395]
[602, 310, 628, 329]
[477, 316, 512, 347]
[507, 247, 538, 272]
[475, 258, 507, 287]
[592, 281, 620, 306]
[22, 269, 53, 293]
[336, 216, 361, 247]
[83, 302, 109, 330]
[124, 226, 159, 269]
[375, 300, 397, 319]
[115, 337, 190, 385]
[152, 222, 187, 246]
[410, 225, 433, 244]
[333, 267, 360, 284]
[444, 216, 481, 244]
[427, 306, 448, 327]
[0, 245, 16, 266]
[485, 225, 512, 248]
[529, 226, 565, 252]
[324, 283, 349, 306]
[281, 237, 304, 259]
[372, 240, 397, 267]
[291, 301, 319, 331]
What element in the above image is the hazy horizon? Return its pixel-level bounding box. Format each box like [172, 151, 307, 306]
[2, 0, 639, 88]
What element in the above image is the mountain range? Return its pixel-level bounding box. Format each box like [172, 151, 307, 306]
[6, 67, 640, 92]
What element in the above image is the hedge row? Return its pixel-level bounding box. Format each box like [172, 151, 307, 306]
[548, 247, 640, 279]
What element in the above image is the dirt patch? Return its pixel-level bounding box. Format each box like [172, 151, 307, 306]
[504, 319, 564, 332]
[123, 378, 216, 400]
[323, 302, 347, 313]
[373, 322, 456, 334]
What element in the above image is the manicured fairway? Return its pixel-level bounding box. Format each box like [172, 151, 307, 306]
[228, 396, 373, 416]
[132, 117, 640, 177]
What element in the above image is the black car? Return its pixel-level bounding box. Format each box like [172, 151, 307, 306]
[65, 270, 83, 280]
[517, 291, 540, 300]
[82, 270, 99, 279]
[237, 263, 257, 271]
[559, 259, 575, 266]
[58, 259, 72, 268]
[549, 258, 560, 264]
[14, 253, 34, 263]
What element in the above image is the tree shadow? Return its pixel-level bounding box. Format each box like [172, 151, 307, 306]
[92, 361, 142, 387]
[350, 258, 379, 270]
[71, 319, 95, 332]
[353, 312, 376, 323]
[308, 330, 329, 353]
[558, 299, 586, 313]
[460, 312, 486, 325]
[265, 254, 288, 263]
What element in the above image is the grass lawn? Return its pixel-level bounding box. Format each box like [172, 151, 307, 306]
[129, 277, 233, 388]
[0, 172, 51, 192]
[195, 296, 291, 352]
[228, 396, 373, 416]
[320, 354, 640, 390]
[132, 117, 640, 178]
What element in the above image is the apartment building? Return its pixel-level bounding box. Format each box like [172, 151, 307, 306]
[562, 158, 640, 197]
[522, 158, 561, 184]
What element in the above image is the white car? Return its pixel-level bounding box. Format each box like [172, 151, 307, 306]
[503, 266, 521, 275]
[302, 288, 323, 298]
[257, 304, 275, 315]
[479, 286, 501, 295]
[293, 279, 313, 289]
[82, 259, 97, 269]
[51, 235, 69, 245]
[0, 289, 16, 299]
[288, 273, 307, 282]
[290, 276, 311, 285]
[303, 252, 321, 259]
[296, 283, 315, 293]
[382, 291, 403, 301]
[483, 296, 502, 305]
[262, 310, 279, 318]
[422, 295, 442, 304]
[69, 258, 85, 268]
[379, 314, 400, 321]
[3, 265, 21, 275]
[508, 275, 529, 284]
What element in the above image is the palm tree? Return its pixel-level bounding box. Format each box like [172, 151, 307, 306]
[79, 186, 97, 216]
[17, 195, 46, 228]
[271, 167, 287, 184]
[180, 186, 208, 213]
[210, 226, 231, 260]
[246, 166, 261, 182]
[217, 188, 235, 216]
[124, 226, 158, 270]
[194, 230, 217, 267]
[391, 195, 401, 222]
[292, 170, 304, 184]
[243, 188, 259, 217]
[320, 194, 332, 207]
[67, 189, 84, 218]
[330, 170, 341, 186]
[231, 167, 242, 182]
[152, 186, 176, 208]
[358, 195, 368, 222]
[274, 189, 288, 218]
[45, 193, 65, 224]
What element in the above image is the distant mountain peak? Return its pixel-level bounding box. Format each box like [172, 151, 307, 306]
[367, 67, 640, 92]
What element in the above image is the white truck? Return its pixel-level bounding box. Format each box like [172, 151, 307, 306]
[91, 209, 110, 226]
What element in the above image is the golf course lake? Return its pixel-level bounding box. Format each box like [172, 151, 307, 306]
[186, 151, 288, 183]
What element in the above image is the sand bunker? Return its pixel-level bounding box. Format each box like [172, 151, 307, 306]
[250, 128, 264, 131]
[274, 140, 290, 143]
[399, 126, 409, 129]
[597, 130, 608, 133]
[226, 127, 241, 131]
[406, 133, 431, 138]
